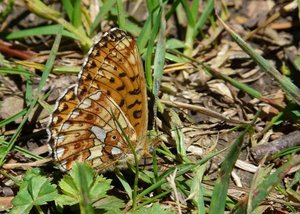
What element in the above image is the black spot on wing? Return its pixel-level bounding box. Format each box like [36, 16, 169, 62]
[128, 99, 142, 109]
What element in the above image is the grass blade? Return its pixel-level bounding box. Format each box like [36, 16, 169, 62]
[62, 0, 73, 21]
[116, 0, 126, 29]
[144, 7, 161, 90]
[194, 0, 214, 37]
[0, 139, 43, 160]
[234, 155, 300, 213]
[0, 67, 33, 76]
[152, 2, 166, 130]
[137, 148, 226, 200]
[0, 110, 26, 128]
[136, 18, 151, 51]
[90, 1, 115, 34]
[209, 112, 259, 214]
[72, 0, 82, 28]
[152, 3, 166, 96]
[25, 74, 33, 105]
[4, 24, 77, 40]
[25, 0, 91, 51]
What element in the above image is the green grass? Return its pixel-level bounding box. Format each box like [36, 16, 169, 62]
[0, 25, 63, 168]
[0, 0, 299, 213]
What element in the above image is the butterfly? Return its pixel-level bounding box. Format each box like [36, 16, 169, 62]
[47, 28, 148, 172]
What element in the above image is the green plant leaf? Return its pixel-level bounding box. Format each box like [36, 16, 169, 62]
[57, 162, 124, 212]
[92, 195, 124, 213]
[133, 202, 174, 214]
[10, 169, 58, 214]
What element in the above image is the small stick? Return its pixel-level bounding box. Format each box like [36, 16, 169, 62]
[250, 130, 300, 162]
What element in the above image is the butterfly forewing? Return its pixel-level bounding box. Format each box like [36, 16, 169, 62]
[77, 29, 148, 144]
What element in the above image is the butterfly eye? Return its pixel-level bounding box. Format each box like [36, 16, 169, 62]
[111, 135, 117, 141]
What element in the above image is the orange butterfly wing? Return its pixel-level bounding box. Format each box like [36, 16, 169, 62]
[48, 28, 147, 171]
[77, 29, 148, 144]
[50, 87, 138, 171]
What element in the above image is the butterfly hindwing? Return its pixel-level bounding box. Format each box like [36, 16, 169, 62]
[50, 90, 137, 171]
